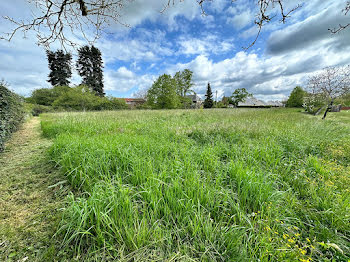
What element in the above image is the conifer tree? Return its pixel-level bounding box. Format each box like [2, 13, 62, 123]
[46, 50, 72, 86]
[203, 82, 214, 108]
[76, 45, 105, 96]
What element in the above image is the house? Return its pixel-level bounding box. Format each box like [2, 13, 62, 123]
[186, 94, 202, 108]
[237, 97, 283, 108]
[123, 98, 146, 108]
[237, 97, 267, 107]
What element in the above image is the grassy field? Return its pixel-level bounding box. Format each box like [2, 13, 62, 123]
[40, 108, 350, 261]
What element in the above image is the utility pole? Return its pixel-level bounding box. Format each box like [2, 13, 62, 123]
[215, 90, 218, 106]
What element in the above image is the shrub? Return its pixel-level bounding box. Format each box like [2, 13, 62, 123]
[0, 84, 24, 151]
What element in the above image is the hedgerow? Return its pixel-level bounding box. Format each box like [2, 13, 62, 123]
[0, 84, 24, 151]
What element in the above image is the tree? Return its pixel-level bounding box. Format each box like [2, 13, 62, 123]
[307, 66, 350, 119]
[203, 82, 214, 108]
[230, 88, 252, 107]
[286, 86, 305, 107]
[0, 1, 312, 47]
[147, 74, 179, 109]
[175, 69, 194, 97]
[76, 45, 104, 97]
[46, 49, 72, 86]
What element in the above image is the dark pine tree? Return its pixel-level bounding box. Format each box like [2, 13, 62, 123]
[46, 50, 72, 86]
[203, 82, 214, 108]
[76, 45, 105, 97]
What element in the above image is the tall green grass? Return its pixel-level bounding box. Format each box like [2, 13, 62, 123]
[41, 109, 350, 261]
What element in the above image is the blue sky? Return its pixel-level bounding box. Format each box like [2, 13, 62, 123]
[1, 0, 350, 101]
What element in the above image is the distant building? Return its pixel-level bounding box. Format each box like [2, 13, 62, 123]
[186, 94, 203, 108]
[123, 98, 146, 108]
[237, 97, 283, 108]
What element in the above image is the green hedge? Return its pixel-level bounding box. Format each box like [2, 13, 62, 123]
[0, 85, 25, 151]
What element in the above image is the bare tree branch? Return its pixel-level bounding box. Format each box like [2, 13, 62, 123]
[0, 0, 348, 49]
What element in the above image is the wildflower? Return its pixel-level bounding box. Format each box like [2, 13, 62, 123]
[265, 226, 271, 231]
[274, 231, 279, 235]
[306, 238, 311, 243]
[288, 238, 295, 244]
[295, 233, 300, 237]
[300, 249, 307, 255]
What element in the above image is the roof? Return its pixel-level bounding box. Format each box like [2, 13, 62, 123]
[238, 97, 267, 107]
[186, 94, 202, 102]
[124, 98, 146, 102]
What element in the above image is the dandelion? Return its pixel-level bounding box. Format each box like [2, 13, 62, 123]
[300, 249, 307, 255]
[288, 239, 295, 244]
[306, 238, 311, 243]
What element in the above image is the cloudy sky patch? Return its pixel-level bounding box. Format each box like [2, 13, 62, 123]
[0, 0, 349, 101]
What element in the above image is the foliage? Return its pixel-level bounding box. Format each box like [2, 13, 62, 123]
[52, 86, 127, 111]
[335, 93, 350, 106]
[27, 85, 70, 106]
[31, 104, 54, 116]
[0, 83, 24, 151]
[307, 66, 350, 119]
[286, 86, 305, 107]
[230, 88, 252, 107]
[174, 69, 194, 97]
[302, 93, 327, 114]
[76, 45, 104, 97]
[27, 85, 127, 111]
[147, 74, 180, 109]
[41, 109, 350, 261]
[46, 50, 72, 86]
[203, 82, 214, 108]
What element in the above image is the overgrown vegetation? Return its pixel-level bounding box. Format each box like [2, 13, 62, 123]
[27, 85, 127, 112]
[41, 109, 350, 261]
[0, 83, 24, 151]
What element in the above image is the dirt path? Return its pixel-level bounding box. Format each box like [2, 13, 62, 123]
[0, 117, 68, 261]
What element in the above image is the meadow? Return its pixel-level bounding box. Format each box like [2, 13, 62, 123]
[40, 108, 350, 261]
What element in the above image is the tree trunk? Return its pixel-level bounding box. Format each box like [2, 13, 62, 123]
[322, 99, 334, 120]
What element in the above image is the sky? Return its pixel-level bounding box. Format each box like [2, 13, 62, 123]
[0, 0, 350, 101]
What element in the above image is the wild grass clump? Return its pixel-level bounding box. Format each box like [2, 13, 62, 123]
[41, 109, 350, 261]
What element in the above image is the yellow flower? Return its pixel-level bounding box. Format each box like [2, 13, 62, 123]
[300, 249, 307, 255]
[295, 233, 301, 237]
[288, 238, 295, 244]
[306, 238, 311, 243]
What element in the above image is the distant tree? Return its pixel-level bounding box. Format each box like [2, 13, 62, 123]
[230, 88, 252, 107]
[221, 96, 230, 107]
[307, 66, 350, 119]
[147, 74, 179, 109]
[46, 50, 72, 86]
[174, 69, 194, 97]
[286, 86, 305, 107]
[76, 45, 105, 97]
[203, 82, 214, 108]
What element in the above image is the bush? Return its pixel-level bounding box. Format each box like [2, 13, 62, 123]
[32, 104, 54, 116]
[51, 86, 128, 111]
[0, 84, 24, 151]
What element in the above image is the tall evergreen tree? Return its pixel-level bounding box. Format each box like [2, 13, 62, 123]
[46, 50, 72, 86]
[203, 82, 214, 108]
[76, 45, 105, 96]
